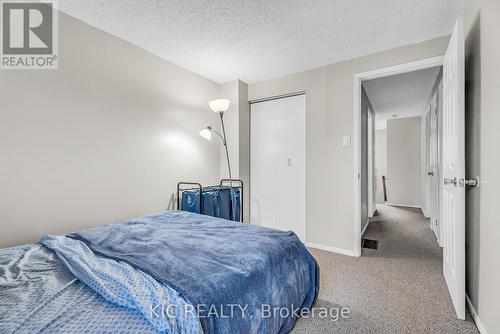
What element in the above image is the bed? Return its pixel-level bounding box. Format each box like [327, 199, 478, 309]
[0, 211, 319, 333]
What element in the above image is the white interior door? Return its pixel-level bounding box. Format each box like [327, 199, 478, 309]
[250, 95, 306, 241]
[438, 83, 444, 247]
[429, 94, 440, 240]
[442, 17, 465, 320]
[424, 107, 432, 217]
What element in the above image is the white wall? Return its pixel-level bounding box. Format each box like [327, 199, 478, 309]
[465, 0, 500, 332]
[220, 80, 240, 179]
[375, 130, 387, 204]
[386, 117, 422, 208]
[237, 81, 250, 223]
[0, 12, 222, 248]
[248, 37, 449, 252]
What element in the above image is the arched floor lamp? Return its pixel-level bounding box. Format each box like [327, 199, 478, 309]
[199, 98, 232, 186]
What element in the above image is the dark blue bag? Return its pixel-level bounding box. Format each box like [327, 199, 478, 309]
[230, 188, 240, 222]
[181, 190, 200, 213]
[203, 186, 231, 220]
[181, 186, 237, 221]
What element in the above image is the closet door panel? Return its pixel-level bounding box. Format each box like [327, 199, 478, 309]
[250, 102, 276, 227]
[275, 95, 306, 241]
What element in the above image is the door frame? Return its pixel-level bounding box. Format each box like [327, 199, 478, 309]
[352, 56, 444, 257]
[367, 106, 376, 218]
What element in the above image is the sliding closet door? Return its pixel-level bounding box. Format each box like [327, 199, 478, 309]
[250, 95, 306, 241]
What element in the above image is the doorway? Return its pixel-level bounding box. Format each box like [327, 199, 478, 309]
[353, 56, 444, 257]
[353, 18, 466, 319]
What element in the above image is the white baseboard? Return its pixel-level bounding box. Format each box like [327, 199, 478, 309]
[304, 242, 358, 257]
[466, 294, 487, 334]
[368, 207, 376, 218]
[361, 220, 369, 237]
[386, 202, 422, 209]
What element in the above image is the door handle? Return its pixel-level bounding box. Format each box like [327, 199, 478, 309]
[460, 176, 479, 188]
[444, 177, 457, 186]
[427, 171, 434, 176]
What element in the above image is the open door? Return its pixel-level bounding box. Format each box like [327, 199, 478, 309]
[442, 17, 465, 320]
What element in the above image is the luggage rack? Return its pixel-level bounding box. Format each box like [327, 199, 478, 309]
[177, 179, 244, 223]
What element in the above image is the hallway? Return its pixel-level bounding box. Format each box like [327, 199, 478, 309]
[293, 205, 478, 333]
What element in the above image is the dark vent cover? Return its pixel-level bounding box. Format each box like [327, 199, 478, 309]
[362, 238, 378, 250]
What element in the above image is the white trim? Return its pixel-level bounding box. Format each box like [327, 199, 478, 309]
[304, 242, 358, 257]
[354, 56, 444, 82]
[361, 220, 370, 237]
[422, 207, 429, 218]
[386, 203, 423, 209]
[466, 294, 487, 334]
[353, 56, 444, 258]
[353, 72, 362, 257]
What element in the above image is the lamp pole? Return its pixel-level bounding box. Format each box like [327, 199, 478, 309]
[204, 98, 233, 188]
[219, 112, 232, 187]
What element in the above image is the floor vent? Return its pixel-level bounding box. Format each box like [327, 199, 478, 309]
[362, 238, 378, 250]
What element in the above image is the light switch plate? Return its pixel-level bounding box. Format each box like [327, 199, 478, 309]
[343, 136, 351, 147]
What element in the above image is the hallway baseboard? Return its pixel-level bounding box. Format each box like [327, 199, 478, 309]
[386, 202, 422, 210]
[304, 242, 358, 257]
[466, 295, 487, 334]
[361, 220, 370, 237]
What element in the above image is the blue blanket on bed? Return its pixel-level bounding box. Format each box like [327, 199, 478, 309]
[1, 243, 173, 334]
[70, 211, 319, 334]
[40, 235, 202, 333]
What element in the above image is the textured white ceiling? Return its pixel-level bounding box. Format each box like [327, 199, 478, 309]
[363, 66, 441, 130]
[58, 0, 462, 84]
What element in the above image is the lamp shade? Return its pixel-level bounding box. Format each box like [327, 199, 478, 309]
[209, 98, 230, 113]
[199, 127, 212, 140]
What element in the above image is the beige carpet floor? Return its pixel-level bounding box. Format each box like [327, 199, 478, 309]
[292, 204, 479, 333]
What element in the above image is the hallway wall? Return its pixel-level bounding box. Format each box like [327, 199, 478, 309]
[386, 117, 422, 208]
[375, 130, 387, 204]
